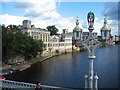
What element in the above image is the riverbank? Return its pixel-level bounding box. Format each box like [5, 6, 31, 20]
[1, 43, 117, 74]
[1, 50, 71, 74]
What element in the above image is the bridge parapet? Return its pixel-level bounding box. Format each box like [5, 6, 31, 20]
[0, 79, 36, 88]
[1, 79, 70, 90]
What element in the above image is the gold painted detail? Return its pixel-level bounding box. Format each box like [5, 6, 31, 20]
[101, 28, 111, 30]
[76, 22, 79, 25]
[73, 29, 82, 31]
[76, 16, 79, 25]
[104, 17, 107, 24]
[104, 21, 107, 24]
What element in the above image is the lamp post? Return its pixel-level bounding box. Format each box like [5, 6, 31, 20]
[80, 11, 111, 89]
[76, 11, 111, 89]
[81, 11, 100, 89]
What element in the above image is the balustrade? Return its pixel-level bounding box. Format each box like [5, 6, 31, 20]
[1, 79, 74, 90]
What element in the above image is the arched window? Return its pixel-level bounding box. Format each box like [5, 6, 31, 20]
[77, 32, 79, 37]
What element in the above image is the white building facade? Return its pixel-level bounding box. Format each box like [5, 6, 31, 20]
[20, 20, 73, 55]
[21, 20, 51, 51]
[50, 30, 73, 53]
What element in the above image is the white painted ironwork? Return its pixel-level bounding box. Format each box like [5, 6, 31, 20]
[1, 79, 72, 90]
[78, 11, 102, 89]
[82, 12, 100, 89]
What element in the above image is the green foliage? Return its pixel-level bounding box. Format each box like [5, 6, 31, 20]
[46, 25, 58, 35]
[80, 46, 84, 52]
[2, 25, 44, 64]
[7, 25, 21, 33]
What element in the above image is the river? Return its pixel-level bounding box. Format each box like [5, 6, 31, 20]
[6, 45, 119, 88]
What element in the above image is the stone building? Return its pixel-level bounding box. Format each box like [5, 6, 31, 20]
[50, 35, 59, 51]
[82, 32, 97, 40]
[113, 35, 120, 42]
[50, 29, 73, 54]
[21, 20, 51, 51]
[20, 20, 73, 56]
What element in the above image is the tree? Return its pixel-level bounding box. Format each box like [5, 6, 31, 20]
[46, 25, 58, 35]
[7, 25, 21, 33]
[97, 36, 106, 42]
[24, 38, 44, 60]
[2, 25, 45, 64]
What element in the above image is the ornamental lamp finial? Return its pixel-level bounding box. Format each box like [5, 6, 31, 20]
[87, 11, 95, 31]
[76, 16, 79, 25]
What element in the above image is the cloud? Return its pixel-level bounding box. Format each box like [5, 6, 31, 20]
[102, 2, 118, 20]
[1, 0, 12, 2]
[81, 17, 103, 35]
[14, 2, 33, 9]
[0, 14, 29, 26]
[31, 16, 75, 33]
[97, 19, 119, 36]
[0, 0, 76, 34]
[1, 0, 118, 36]
[11, 0, 76, 33]
[1, 0, 119, 2]
[57, 0, 62, 9]
[81, 17, 118, 36]
[1, 0, 75, 33]
[13, 0, 56, 18]
[82, 21, 87, 28]
[108, 20, 119, 36]
[102, 2, 119, 36]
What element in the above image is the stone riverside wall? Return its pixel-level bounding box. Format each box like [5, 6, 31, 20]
[41, 49, 73, 57]
[2, 48, 82, 73]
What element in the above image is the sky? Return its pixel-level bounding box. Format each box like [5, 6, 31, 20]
[0, 0, 119, 36]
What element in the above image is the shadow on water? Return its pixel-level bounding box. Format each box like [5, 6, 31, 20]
[6, 45, 119, 88]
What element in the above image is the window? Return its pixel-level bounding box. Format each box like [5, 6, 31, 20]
[46, 35, 48, 42]
[77, 32, 79, 37]
[104, 31, 106, 38]
[41, 34, 42, 39]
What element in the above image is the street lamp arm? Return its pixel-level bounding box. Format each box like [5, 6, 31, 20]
[82, 43, 91, 54]
[92, 42, 102, 56]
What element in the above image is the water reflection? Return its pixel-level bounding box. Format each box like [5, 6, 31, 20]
[7, 45, 119, 88]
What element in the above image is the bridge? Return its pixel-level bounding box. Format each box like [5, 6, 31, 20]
[0, 79, 75, 90]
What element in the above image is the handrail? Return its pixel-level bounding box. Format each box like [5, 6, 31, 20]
[1, 79, 62, 89]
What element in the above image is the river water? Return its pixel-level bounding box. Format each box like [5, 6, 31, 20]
[6, 45, 119, 88]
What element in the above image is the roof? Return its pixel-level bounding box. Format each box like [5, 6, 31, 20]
[101, 17, 111, 31]
[32, 28, 50, 32]
[51, 35, 59, 39]
[73, 17, 82, 32]
[64, 32, 73, 37]
[73, 25, 82, 31]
